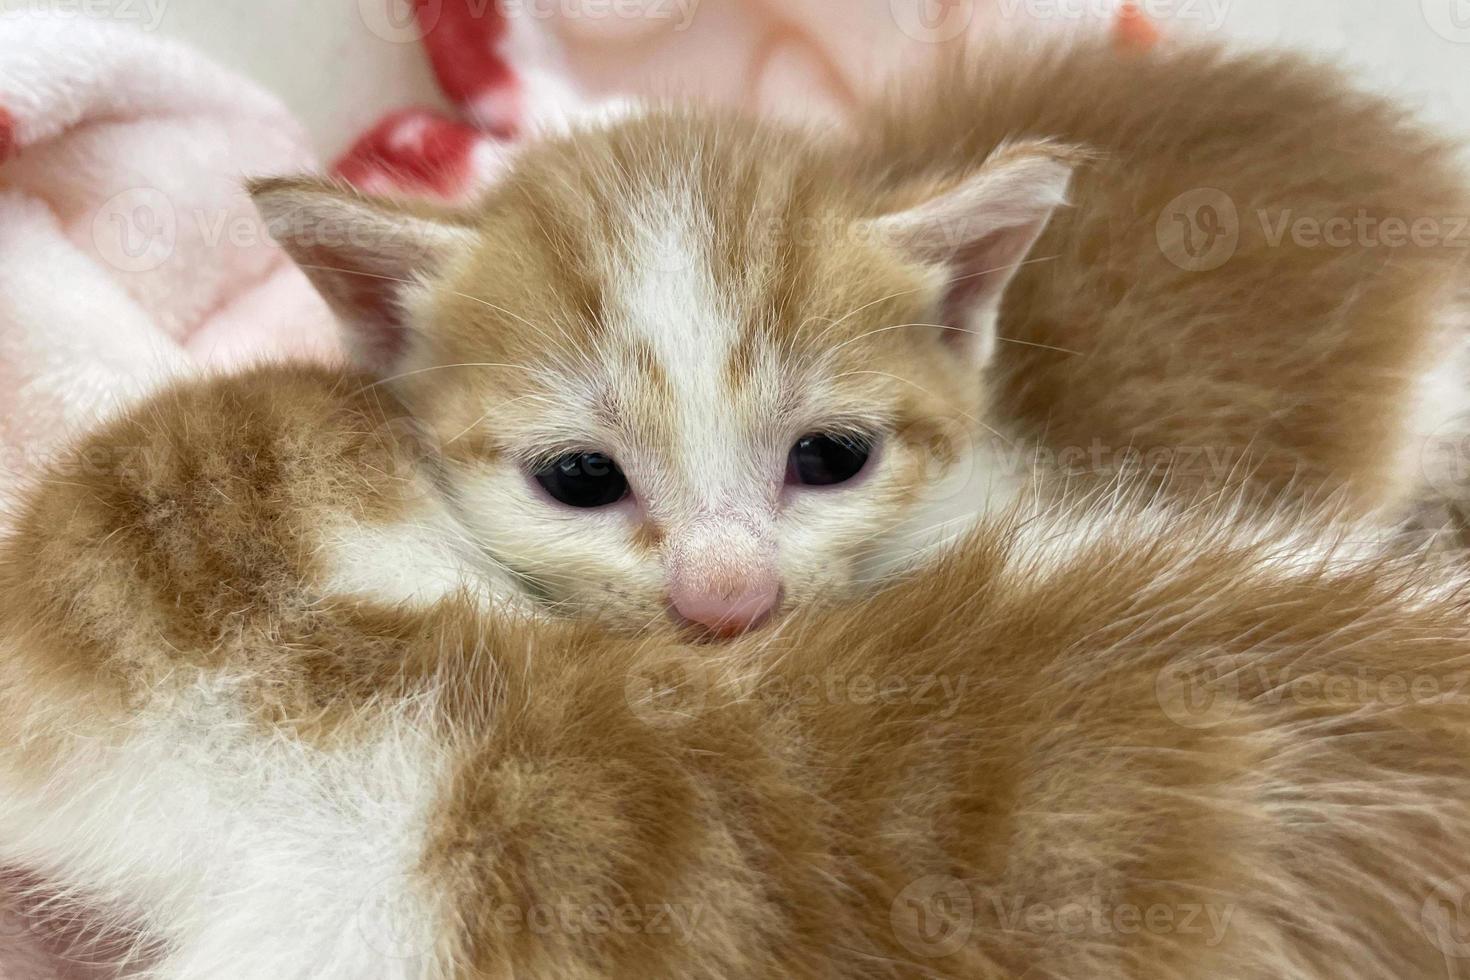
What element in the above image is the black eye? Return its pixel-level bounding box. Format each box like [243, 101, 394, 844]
[533, 452, 629, 508]
[787, 434, 872, 487]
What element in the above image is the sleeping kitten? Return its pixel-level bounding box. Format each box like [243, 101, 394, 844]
[4, 363, 1470, 977]
[252, 38, 1470, 635]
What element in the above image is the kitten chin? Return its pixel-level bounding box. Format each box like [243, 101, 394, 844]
[2, 364, 1470, 976]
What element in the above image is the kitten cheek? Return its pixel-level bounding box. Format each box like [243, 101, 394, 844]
[887, 429, 967, 495]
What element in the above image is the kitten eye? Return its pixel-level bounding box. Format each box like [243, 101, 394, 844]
[787, 434, 872, 487]
[533, 452, 629, 508]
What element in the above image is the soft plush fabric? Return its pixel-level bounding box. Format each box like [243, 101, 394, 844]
[0, 18, 343, 512]
[331, 0, 1140, 199]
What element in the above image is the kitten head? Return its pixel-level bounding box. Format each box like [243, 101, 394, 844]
[252, 113, 1074, 635]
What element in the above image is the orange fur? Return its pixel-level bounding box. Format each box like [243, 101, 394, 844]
[861, 40, 1470, 513]
[6, 35, 1470, 976]
[3, 365, 1470, 975]
[252, 38, 1470, 630]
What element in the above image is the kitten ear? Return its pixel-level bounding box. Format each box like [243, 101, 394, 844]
[248, 177, 473, 373]
[868, 141, 1082, 367]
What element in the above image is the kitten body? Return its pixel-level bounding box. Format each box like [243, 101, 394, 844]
[4, 365, 1470, 976]
[254, 38, 1470, 633]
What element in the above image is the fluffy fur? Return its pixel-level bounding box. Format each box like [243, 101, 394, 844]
[4, 365, 1470, 977]
[251, 37, 1470, 631]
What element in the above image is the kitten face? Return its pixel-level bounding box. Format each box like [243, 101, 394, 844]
[253, 113, 1073, 633]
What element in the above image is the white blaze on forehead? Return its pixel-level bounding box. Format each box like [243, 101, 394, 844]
[607, 183, 778, 521]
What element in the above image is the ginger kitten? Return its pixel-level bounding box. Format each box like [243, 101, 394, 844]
[4, 364, 1470, 977]
[251, 38, 1470, 635]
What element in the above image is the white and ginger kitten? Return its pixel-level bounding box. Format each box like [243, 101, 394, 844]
[5, 365, 1470, 977]
[252, 39, 1470, 636]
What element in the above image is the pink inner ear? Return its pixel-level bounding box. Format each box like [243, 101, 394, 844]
[334, 272, 415, 370]
[253, 182, 471, 376]
[939, 253, 990, 353]
[875, 143, 1077, 365]
[268, 222, 420, 373]
[939, 297, 974, 352]
[933, 222, 1044, 358]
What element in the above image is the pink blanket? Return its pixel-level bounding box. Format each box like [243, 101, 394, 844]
[332, 0, 1149, 197]
[0, 18, 345, 514]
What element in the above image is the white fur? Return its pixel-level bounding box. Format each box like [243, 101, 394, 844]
[1407, 287, 1470, 513]
[602, 185, 785, 589]
[0, 675, 453, 979]
[612, 185, 761, 509]
[0, 499, 522, 977]
[857, 432, 1031, 585]
[318, 502, 523, 612]
[0, 488, 1443, 976]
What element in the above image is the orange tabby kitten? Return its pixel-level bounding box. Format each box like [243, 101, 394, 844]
[2, 363, 1470, 978]
[250, 38, 1470, 636]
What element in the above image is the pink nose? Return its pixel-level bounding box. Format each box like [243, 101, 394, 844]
[669, 579, 780, 637]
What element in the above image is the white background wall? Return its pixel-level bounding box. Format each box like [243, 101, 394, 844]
[137, 1, 451, 157]
[116, 0, 1470, 156]
[1213, 0, 1470, 144]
